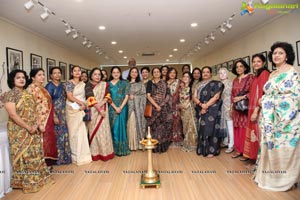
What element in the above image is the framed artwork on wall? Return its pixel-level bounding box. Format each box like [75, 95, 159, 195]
[30, 53, 42, 69]
[69, 64, 75, 79]
[59, 62, 67, 82]
[296, 40, 300, 66]
[46, 58, 56, 69]
[242, 56, 250, 66]
[227, 60, 234, 72]
[221, 62, 228, 69]
[6, 47, 23, 74]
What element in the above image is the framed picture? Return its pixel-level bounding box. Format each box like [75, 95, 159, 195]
[221, 62, 228, 69]
[228, 60, 234, 72]
[30, 53, 42, 69]
[47, 58, 56, 69]
[6, 47, 23, 74]
[211, 65, 216, 76]
[69, 64, 75, 79]
[216, 64, 222, 73]
[59, 62, 67, 82]
[296, 40, 300, 66]
[242, 56, 250, 66]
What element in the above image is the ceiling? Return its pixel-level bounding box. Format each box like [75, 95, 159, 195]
[0, 0, 295, 66]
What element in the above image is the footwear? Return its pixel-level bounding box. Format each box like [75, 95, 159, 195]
[206, 154, 214, 158]
[239, 157, 249, 161]
[225, 147, 234, 153]
[231, 153, 242, 158]
[220, 143, 228, 148]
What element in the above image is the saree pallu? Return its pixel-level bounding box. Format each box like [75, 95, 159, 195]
[254, 68, 300, 191]
[66, 81, 92, 165]
[4, 89, 53, 193]
[27, 84, 58, 163]
[88, 82, 114, 161]
[109, 80, 130, 156]
[146, 80, 173, 153]
[45, 82, 72, 165]
[127, 82, 147, 150]
[196, 80, 224, 156]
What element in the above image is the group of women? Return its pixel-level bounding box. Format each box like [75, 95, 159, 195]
[2, 41, 299, 193]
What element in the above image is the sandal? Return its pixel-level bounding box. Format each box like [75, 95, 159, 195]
[231, 153, 242, 158]
[206, 154, 214, 158]
[239, 157, 249, 161]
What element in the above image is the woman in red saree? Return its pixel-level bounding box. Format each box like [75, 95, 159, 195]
[85, 68, 114, 161]
[27, 68, 57, 166]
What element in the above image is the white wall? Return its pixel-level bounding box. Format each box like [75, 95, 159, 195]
[0, 17, 99, 122]
[192, 14, 300, 78]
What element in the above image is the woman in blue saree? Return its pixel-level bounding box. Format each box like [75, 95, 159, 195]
[108, 66, 130, 156]
[45, 67, 72, 165]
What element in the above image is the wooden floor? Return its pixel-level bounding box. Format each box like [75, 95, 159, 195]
[2, 148, 300, 200]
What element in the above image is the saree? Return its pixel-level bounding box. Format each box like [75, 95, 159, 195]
[27, 83, 58, 163]
[108, 80, 130, 156]
[127, 82, 147, 150]
[179, 86, 197, 152]
[85, 81, 114, 161]
[254, 68, 300, 191]
[4, 88, 53, 193]
[196, 80, 224, 156]
[65, 81, 92, 165]
[243, 70, 269, 160]
[45, 82, 72, 165]
[168, 79, 183, 146]
[146, 80, 173, 153]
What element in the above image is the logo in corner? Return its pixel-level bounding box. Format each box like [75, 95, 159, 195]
[241, 1, 254, 16]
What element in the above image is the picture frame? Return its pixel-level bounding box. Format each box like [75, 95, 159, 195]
[59, 62, 67, 82]
[6, 47, 23, 74]
[227, 60, 234, 72]
[30, 53, 42, 69]
[69, 64, 75, 79]
[296, 40, 300, 66]
[221, 62, 228, 69]
[242, 56, 250, 66]
[46, 58, 56, 69]
[258, 51, 269, 70]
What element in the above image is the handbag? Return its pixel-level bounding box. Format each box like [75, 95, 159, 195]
[144, 104, 152, 118]
[234, 90, 248, 113]
[83, 109, 91, 121]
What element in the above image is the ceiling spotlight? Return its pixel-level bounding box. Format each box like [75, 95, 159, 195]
[72, 31, 79, 39]
[173, 48, 178, 52]
[123, 56, 127, 59]
[220, 25, 226, 33]
[196, 45, 201, 50]
[166, 59, 170, 62]
[98, 26, 106, 30]
[96, 49, 100, 54]
[204, 38, 210, 44]
[180, 39, 185, 43]
[111, 41, 117, 45]
[86, 42, 92, 48]
[24, 0, 35, 10]
[191, 23, 198, 27]
[98, 51, 103, 55]
[105, 56, 109, 60]
[169, 55, 173, 58]
[82, 38, 88, 46]
[118, 50, 123, 54]
[225, 21, 232, 29]
[210, 33, 215, 41]
[40, 8, 50, 20]
[65, 27, 72, 35]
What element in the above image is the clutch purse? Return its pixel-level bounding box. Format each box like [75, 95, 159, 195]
[234, 92, 248, 113]
[144, 104, 152, 118]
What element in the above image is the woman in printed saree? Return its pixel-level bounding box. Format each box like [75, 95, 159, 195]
[230, 60, 254, 160]
[45, 67, 72, 165]
[254, 42, 300, 191]
[146, 67, 172, 153]
[141, 66, 150, 86]
[127, 67, 147, 150]
[179, 72, 197, 152]
[27, 68, 58, 166]
[167, 67, 183, 146]
[4, 69, 53, 193]
[108, 66, 130, 156]
[85, 68, 114, 161]
[65, 65, 92, 165]
[243, 54, 270, 167]
[193, 66, 224, 158]
[191, 67, 202, 95]
[218, 68, 234, 154]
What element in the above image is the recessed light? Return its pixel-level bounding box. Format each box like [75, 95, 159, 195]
[166, 59, 170, 62]
[98, 26, 106, 30]
[180, 39, 185, 43]
[173, 48, 178, 52]
[111, 41, 117, 45]
[191, 23, 198, 27]
[169, 55, 173, 58]
[123, 56, 127, 59]
[118, 50, 123, 54]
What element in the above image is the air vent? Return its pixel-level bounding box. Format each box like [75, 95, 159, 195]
[142, 52, 155, 56]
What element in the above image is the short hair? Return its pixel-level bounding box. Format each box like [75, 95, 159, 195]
[7, 69, 29, 89]
[109, 66, 123, 80]
[166, 67, 178, 81]
[151, 67, 161, 76]
[218, 67, 229, 79]
[141, 66, 150, 73]
[127, 67, 141, 82]
[202, 66, 212, 74]
[49, 66, 62, 75]
[89, 67, 102, 81]
[268, 42, 295, 65]
[232, 59, 250, 76]
[182, 64, 190, 72]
